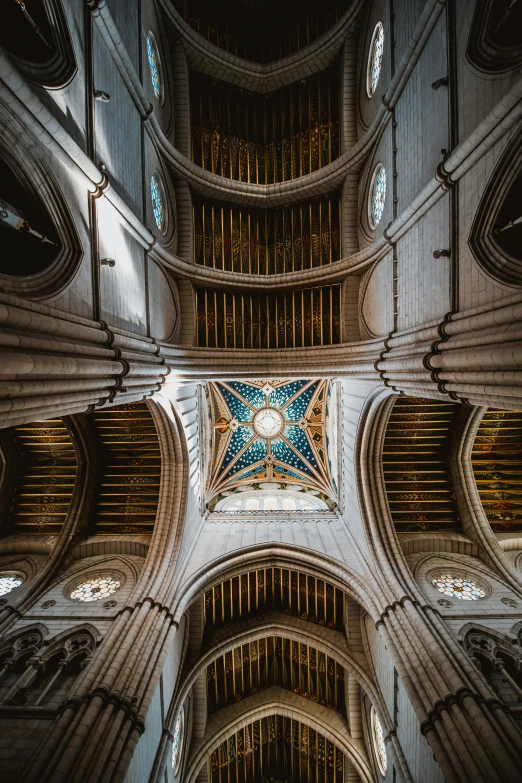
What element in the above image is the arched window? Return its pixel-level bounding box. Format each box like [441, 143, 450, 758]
[371, 707, 387, 776]
[146, 32, 164, 103]
[0, 0, 76, 88]
[369, 164, 386, 229]
[367, 22, 384, 97]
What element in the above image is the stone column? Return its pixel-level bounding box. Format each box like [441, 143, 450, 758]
[0, 292, 169, 429]
[21, 400, 189, 783]
[358, 390, 522, 783]
[378, 294, 522, 410]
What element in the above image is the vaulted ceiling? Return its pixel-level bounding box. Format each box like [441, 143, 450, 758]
[205, 380, 337, 509]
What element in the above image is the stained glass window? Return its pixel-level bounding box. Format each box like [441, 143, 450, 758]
[146, 33, 162, 102]
[0, 575, 23, 597]
[367, 22, 384, 97]
[172, 711, 184, 774]
[370, 165, 386, 228]
[371, 707, 387, 776]
[70, 577, 121, 602]
[151, 174, 165, 232]
[431, 574, 486, 600]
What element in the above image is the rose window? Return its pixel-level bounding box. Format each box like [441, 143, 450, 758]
[70, 577, 121, 602]
[0, 575, 23, 597]
[370, 165, 386, 228]
[146, 33, 162, 101]
[431, 574, 486, 600]
[367, 22, 384, 97]
[371, 707, 387, 776]
[151, 174, 165, 232]
[172, 711, 184, 774]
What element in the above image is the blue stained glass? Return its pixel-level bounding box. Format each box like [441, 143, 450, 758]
[225, 439, 267, 477]
[285, 382, 318, 421]
[270, 380, 308, 408]
[220, 386, 253, 421]
[221, 427, 254, 469]
[371, 165, 386, 228]
[147, 34, 161, 101]
[151, 174, 165, 232]
[285, 426, 319, 470]
[368, 22, 384, 97]
[226, 382, 266, 409]
[271, 438, 313, 477]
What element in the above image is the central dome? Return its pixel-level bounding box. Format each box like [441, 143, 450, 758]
[253, 407, 284, 438]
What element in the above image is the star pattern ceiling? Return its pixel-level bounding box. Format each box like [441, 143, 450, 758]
[205, 380, 337, 509]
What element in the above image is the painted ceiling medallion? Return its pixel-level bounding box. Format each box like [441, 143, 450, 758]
[253, 407, 284, 438]
[206, 379, 337, 510]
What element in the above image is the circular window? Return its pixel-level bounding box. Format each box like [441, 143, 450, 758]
[369, 164, 386, 228]
[371, 707, 387, 776]
[70, 577, 121, 603]
[253, 408, 284, 439]
[172, 710, 184, 775]
[367, 22, 385, 97]
[150, 173, 166, 233]
[0, 575, 23, 597]
[146, 33, 163, 103]
[431, 574, 486, 601]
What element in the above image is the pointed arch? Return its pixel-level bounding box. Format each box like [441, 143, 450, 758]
[0, 0, 76, 88]
[469, 128, 522, 286]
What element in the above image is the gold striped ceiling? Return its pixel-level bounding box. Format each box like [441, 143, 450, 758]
[210, 714, 344, 783]
[90, 402, 160, 535]
[204, 568, 344, 643]
[382, 396, 461, 532]
[471, 408, 522, 531]
[207, 636, 345, 715]
[7, 419, 77, 535]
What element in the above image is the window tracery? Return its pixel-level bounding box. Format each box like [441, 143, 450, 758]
[172, 710, 184, 775]
[0, 575, 23, 597]
[369, 164, 386, 229]
[151, 173, 166, 232]
[146, 33, 163, 102]
[69, 577, 121, 602]
[367, 22, 384, 97]
[371, 707, 387, 776]
[431, 574, 486, 601]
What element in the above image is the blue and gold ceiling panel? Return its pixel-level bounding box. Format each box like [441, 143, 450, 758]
[285, 381, 319, 420]
[219, 386, 253, 422]
[206, 380, 337, 508]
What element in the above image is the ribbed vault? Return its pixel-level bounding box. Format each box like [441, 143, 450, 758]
[382, 395, 461, 532]
[471, 408, 522, 531]
[5, 418, 77, 535]
[203, 566, 344, 645]
[209, 713, 344, 783]
[89, 402, 161, 534]
[207, 635, 345, 715]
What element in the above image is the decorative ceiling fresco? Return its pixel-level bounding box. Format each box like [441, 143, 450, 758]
[205, 380, 338, 510]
